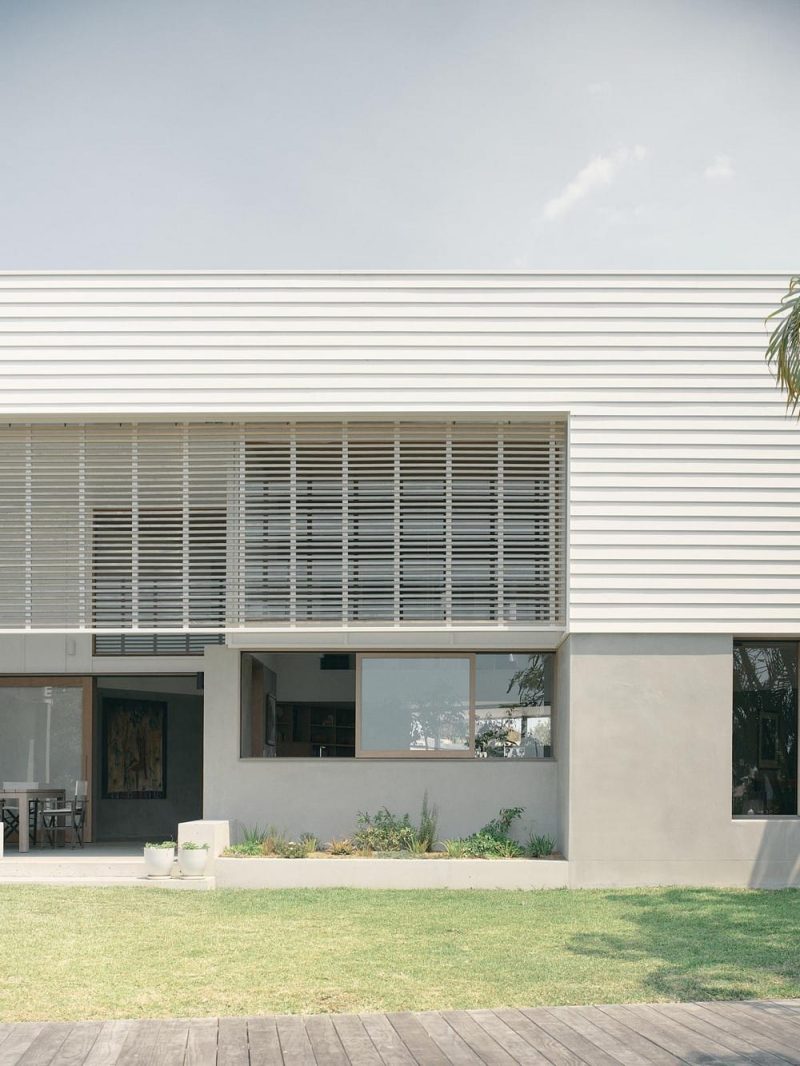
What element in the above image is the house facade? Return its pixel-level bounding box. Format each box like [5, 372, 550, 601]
[1, 270, 798, 887]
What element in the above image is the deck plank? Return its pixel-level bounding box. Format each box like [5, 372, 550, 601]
[566, 1005, 684, 1066]
[82, 1022, 136, 1066]
[13, 1022, 74, 1066]
[50, 1023, 103, 1066]
[217, 1018, 249, 1066]
[0, 1027, 46, 1066]
[547, 1004, 675, 1066]
[468, 1011, 554, 1066]
[440, 1011, 520, 1066]
[330, 1016, 384, 1066]
[493, 1009, 586, 1066]
[151, 1020, 190, 1066]
[523, 1008, 624, 1066]
[414, 1013, 485, 1066]
[358, 1014, 416, 1066]
[115, 1021, 163, 1066]
[247, 1017, 283, 1066]
[606, 1004, 728, 1063]
[384, 1013, 452, 1066]
[275, 1015, 316, 1066]
[653, 1002, 794, 1066]
[698, 1003, 800, 1063]
[184, 1019, 218, 1066]
[303, 1015, 349, 1066]
[685, 1003, 800, 1063]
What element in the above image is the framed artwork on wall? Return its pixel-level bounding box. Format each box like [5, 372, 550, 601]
[102, 696, 167, 799]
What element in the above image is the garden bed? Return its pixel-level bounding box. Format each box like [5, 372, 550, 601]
[215, 854, 569, 889]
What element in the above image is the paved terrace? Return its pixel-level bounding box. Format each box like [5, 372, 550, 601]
[0, 1000, 798, 1065]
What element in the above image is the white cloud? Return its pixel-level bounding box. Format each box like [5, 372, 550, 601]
[587, 81, 611, 95]
[542, 145, 647, 221]
[704, 155, 734, 180]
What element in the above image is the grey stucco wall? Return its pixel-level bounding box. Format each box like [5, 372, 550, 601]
[554, 638, 571, 859]
[566, 633, 800, 888]
[94, 686, 203, 841]
[202, 646, 559, 844]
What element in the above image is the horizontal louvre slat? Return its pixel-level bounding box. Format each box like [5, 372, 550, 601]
[0, 420, 565, 632]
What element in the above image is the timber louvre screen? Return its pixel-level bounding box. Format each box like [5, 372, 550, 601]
[0, 420, 566, 631]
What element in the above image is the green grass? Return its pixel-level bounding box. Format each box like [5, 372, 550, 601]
[0, 886, 798, 1021]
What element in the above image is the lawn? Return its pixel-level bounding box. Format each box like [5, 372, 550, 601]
[0, 886, 798, 1022]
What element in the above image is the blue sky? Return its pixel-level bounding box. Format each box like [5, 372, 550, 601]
[0, 0, 798, 268]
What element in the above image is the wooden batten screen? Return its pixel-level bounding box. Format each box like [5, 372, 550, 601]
[0, 420, 566, 631]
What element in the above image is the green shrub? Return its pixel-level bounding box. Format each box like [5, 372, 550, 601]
[456, 831, 523, 858]
[240, 824, 267, 847]
[416, 791, 439, 853]
[439, 806, 526, 858]
[526, 833, 556, 858]
[144, 840, 176, 849]
[441, 839, 468, 857]
[299, 832, 319, 853]
[328, 837, 355, 855]
[279, 841, 309, 859]
[353, 808, 417, 853]
[222, 841, 262, 857]
[406, 835, 430, 855]
[481, 807, 524, 839]
[179, 841, 209, 851]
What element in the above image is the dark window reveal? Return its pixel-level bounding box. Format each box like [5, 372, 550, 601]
[733, 642, 798, 816]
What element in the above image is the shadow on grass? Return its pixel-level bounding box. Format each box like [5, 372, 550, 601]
[566, 888, 800, 1002]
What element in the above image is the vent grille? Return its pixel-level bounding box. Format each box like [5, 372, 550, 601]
[0, 420, 566, 631]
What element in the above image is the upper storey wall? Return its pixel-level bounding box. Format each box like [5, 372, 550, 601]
[0, 271, 797, 633]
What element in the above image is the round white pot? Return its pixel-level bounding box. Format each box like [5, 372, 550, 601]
[143, 846, 175, 878]
[178, 847, 209, 878]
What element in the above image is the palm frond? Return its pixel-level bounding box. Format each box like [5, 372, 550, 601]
[765, 275, 800, 412]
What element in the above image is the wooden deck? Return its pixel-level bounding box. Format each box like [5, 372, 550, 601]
[0, 1000, 798, 1065]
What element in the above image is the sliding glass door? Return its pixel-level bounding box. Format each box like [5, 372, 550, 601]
[0, 678, 92, 840]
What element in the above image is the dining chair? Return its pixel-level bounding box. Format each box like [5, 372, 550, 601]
[40, 781, 88, 849]
[1, 782, 40, 846]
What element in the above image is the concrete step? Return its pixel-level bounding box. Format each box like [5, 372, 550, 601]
[0, 857, 145, 879]
[0, 870, 215, 890]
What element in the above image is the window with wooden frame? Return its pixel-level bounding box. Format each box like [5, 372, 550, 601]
[356, 652, 554, 759]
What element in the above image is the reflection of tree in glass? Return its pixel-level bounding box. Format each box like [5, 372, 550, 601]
[475, 654, 549, 757]
[733, 643, 797, 815]
[409, 680, 469, 750]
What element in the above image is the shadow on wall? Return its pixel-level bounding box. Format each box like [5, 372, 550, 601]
[749, 819, 800, 888]
[566, 887, 800, 1002]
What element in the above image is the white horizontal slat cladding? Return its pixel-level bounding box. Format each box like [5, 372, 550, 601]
[0, 270, 797, 634]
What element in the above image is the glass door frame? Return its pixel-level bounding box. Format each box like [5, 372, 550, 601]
[0, 676, 94, 843]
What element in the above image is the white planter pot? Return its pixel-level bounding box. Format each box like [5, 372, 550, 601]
[178, 848, 209, 878]
[143, 846, 175, 878]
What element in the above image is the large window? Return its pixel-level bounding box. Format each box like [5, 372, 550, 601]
[359, 657, 472, 755]
[733, 641, 798, 816]
[241, 651, 554, 759]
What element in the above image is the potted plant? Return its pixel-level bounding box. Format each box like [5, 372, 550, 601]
[143, 840, 176, 878]
[178, 840, 209, 877]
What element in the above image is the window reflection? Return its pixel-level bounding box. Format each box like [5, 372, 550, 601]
[733, 642, 798, 816]
[474, 653, 553, 759]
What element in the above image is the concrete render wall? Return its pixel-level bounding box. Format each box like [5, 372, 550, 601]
[202, 646, 559, 844]
[565, 633, 800, 888]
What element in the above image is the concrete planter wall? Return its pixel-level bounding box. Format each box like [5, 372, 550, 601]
[215, 856, 568, 890]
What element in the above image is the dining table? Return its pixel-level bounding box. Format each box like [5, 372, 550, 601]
[0, 786, 66, 852]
